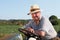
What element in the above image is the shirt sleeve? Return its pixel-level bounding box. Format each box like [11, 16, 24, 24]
[41, 17, 50, 32]
[40, 17, 57, 37]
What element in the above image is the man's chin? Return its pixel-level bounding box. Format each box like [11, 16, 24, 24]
[34, 19, 39, 21]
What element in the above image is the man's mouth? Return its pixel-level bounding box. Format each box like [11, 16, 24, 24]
[35, 16, 38, 18]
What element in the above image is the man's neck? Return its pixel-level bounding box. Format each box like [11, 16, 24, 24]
[34, 20, 40, 25]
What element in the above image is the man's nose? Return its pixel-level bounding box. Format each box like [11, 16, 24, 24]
[33, 14, 37, 17]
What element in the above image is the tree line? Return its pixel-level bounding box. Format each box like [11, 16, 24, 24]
[0, 15, 60, 26]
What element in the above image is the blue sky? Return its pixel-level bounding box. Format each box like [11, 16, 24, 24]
[0, 0, 60, 20]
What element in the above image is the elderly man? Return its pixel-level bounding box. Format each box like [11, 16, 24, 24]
[24, 4, 59, 40]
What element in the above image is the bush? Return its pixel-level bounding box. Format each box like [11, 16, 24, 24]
[49, 15, 58, 25]
[50, 19, 58, 25]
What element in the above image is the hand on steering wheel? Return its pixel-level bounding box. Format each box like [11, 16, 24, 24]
[27, 27, 35, 33]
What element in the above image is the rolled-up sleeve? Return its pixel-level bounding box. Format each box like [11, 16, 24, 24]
[39, 17, 57, 39]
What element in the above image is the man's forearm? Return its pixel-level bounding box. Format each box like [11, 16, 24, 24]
[35, 30, 46, 37]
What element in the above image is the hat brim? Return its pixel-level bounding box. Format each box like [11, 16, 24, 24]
[27, 10, 40, 15]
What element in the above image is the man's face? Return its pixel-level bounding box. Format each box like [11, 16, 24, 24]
[31, 11, 40, 21]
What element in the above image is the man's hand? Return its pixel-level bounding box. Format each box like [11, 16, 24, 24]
[26, 27, 35, 33]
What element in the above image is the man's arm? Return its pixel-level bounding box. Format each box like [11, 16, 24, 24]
[25, 27, 46, 37]
[35, 30, 46, 37]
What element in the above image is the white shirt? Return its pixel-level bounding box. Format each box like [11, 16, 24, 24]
[25, 16, 57, 39]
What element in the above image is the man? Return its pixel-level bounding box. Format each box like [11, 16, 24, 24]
[24, 4, 59, 40]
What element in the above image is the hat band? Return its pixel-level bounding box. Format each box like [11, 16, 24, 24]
[30, 9, 40, 12]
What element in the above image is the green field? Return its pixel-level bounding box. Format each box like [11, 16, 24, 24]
[0, 24, 60, 33]
[0, 24, 22, 38]
[0, 24, 60, 38]
[0, 24, 21, 34]
[54, 25, 60, 32]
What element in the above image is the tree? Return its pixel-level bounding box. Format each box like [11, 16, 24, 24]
[49, 15, 58, 25]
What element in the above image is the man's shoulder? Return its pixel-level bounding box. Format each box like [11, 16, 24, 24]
[40, 16, 51, 24]
[41, 16, 49, 21]
[41, 16, 47, 19]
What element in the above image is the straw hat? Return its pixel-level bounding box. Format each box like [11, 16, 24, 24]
[28, 4, 40, 15]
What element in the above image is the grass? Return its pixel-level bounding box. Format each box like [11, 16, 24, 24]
[0, 24, 21, 34]
[0, 24, 60, 38]
[54, 25, 60, 32]
[0, 24, 22, 38]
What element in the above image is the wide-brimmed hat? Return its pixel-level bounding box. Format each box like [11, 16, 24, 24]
[28, 4, 40, 15]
